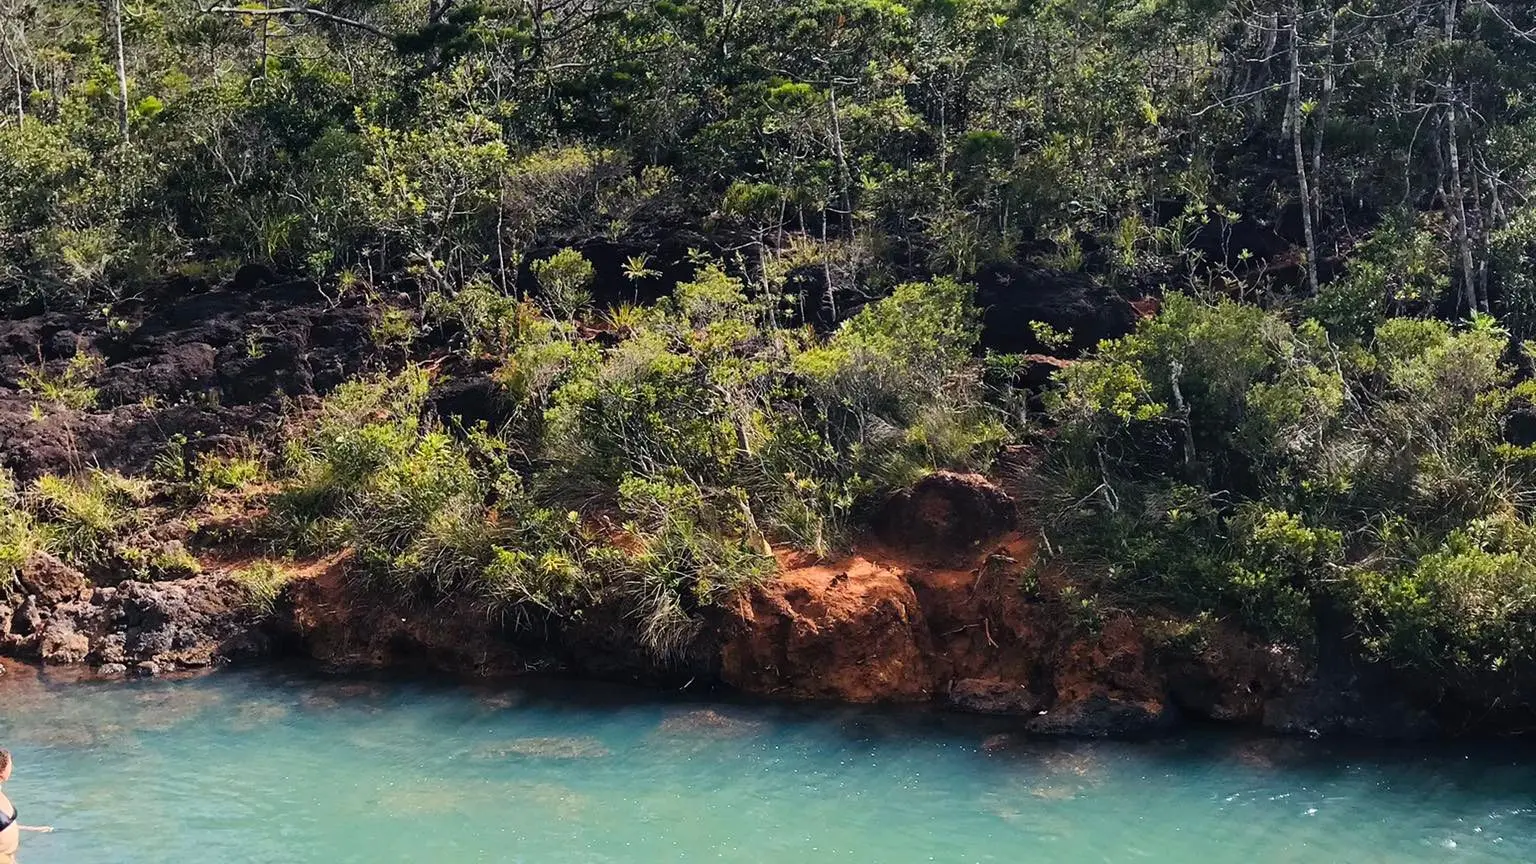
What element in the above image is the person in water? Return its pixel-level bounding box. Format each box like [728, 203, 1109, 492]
[0, 749, 53, 864]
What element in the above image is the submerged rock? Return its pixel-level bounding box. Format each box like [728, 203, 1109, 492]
[947, 678, 1046, 716]
[1025, 694, 1178, 738]
[656, 709, 763, 738]
[1262, 684, 1439, 740]
[473, 737, 612, 760]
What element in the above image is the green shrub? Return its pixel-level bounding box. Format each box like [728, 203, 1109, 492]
[269, 367, 435, 544]
[532, 247, 595, 320]
[606, 476, 774, 659]
[232, 561, 295, 614]
[197, 452, 266, 492]
[1039, 296, 1536, 673]
[19, 352, 103, 411]
[29, 471, 146, 566]
[0, 470, 43, 582]
[1348, 517, 1536, 680]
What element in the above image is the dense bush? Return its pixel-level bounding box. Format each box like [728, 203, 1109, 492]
[7, 0, 1536, 694]
[1038, 296, 1536, 685]
[263, 268, 994, 655]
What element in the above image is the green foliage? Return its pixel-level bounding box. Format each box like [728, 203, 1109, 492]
[259, 268, 998, 657]
[1040, 296, 1536, 683]
[231, 561, 295, 614]
[8, 0, 1536, 701]
[427, 278, 535, 357]
[790, 277, 1002, 499]
[531, 248, 596, 321]
[1310, 215, 1451, 342]
[1029, 321, 1074, 353]
[29, 471, 146, 567]
[196, 452, 266, 493]
[371, 308, 420, 352]
[19, 352, 103, 410]
[609, 476, 773, 658]
[0, 470, 42, 582]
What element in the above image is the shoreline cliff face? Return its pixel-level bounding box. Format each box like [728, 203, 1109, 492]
[0, 470, 1439, 740]
[0, 278, 1511, 740]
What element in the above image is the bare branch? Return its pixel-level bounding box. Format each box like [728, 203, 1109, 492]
[202, 4, 389, 39]
[1478, 1, 1536, 45]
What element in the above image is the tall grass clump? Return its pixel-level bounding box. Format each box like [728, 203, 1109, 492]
[29, 470, 147, 567]
[0, 469, 43, 582]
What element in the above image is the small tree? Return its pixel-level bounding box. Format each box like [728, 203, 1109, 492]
[532, 247, 594, 321]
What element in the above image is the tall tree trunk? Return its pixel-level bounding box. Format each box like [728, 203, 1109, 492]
[110, 0, 128, 141]
[1288, 11, 1320, 296]
[1309, 11, 1335, 251]
[1446, 104, 1480, 313]
[1442, 0, 1479, 313]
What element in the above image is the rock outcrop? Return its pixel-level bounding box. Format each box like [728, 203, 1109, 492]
[0, 277, 382, 482]
[720, 554, 935, 702]
[719, 473, 1310, 737]
[2, 561, 269, 674]
[877, 471, 1017, 561]
[275, 555, 531, 677]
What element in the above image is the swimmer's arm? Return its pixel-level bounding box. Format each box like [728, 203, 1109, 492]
[19, 825, 53, 833]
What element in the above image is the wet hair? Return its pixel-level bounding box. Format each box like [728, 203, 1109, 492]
[0, 749, 9, 776]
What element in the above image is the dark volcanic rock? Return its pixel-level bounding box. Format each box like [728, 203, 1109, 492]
[973, 263, 1137, 355]
[947, 678, 1047, 715]
[1025, 693, 1179, 738]
[878, 472, 1016, 560]
[1263, 681, 1440, 740]
[13, 574, 270, 671]
[429, 374, 514, 430]
[16, 552, 90, 607]
[0, 278, 381, 481]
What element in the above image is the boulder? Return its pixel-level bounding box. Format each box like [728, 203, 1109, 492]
[1026, 693, 1178, 737]
[1262, 683, 1439, 740]
[16, 552, 90, 607]
[38, 617, 91, 664]
[113, 575, 265, 666]
[720, 555, 934, 703]
[947, 678, 1047, 715]
[972, 262, 1137, 355]
[4, 573, 269, 672]
[878, 472, 1016, 560]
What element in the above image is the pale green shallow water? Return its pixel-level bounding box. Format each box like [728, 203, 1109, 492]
[1, 669, 1533, 863]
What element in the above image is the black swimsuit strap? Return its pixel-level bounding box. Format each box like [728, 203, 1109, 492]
[0, 804, 16, 832]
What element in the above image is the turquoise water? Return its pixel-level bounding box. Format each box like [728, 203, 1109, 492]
[0, 669, 1533, 863]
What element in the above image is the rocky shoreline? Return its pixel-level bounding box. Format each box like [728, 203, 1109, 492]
[0, 472, 1442, 741]
[0, 278, 1495, 740]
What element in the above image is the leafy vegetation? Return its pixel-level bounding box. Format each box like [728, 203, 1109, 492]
[4, 0, 1536, 685]
[1039, 298, 1536, 690]
[265, 271, 985, 656]
[231, 561, 295, 614]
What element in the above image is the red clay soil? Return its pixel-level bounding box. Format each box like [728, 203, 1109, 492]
[718, 473, 1300, 734]
[720, 549, 937, 702]
[718, 533, 1293, 733]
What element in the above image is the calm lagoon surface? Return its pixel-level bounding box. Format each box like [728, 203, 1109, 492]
[0, 667, 1531, 863]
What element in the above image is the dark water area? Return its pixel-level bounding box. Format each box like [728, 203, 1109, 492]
[0, 667, 1532, 863]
